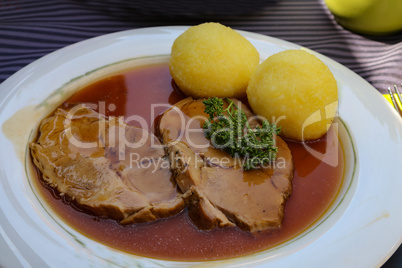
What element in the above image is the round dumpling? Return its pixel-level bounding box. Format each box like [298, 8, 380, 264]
[169, 22, 259, 98]
[247, 49, 338, 141]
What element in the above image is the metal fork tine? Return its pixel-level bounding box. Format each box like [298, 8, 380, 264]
[388, 85, 402, 116]
[388, 86, 399, 110]
[394, 84, 402, 107]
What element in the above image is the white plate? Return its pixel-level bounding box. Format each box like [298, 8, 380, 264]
[0, 26, 401, 268]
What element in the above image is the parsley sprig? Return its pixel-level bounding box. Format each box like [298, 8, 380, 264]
[202, 97, 281, 170]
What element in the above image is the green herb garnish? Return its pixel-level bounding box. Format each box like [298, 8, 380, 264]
[202, 97, 281, 170]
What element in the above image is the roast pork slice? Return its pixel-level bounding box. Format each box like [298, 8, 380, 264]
[30, 105, 184, 224]
[200, 136, 293, 232]
[159, 98, 294, 233]
[157, 97, 256, 168]
[167, 142, 235, 229]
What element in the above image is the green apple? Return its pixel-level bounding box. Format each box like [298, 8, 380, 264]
[325, 0, 402, 35]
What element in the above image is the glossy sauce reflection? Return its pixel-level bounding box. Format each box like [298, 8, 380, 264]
[34, 63, 344, 261]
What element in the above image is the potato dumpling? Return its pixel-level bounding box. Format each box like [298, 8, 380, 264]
[169, 22, 259, 98]
[247, 50, 338, 141]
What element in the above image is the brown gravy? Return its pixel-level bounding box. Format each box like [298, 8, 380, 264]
[32, 63, 344, 261]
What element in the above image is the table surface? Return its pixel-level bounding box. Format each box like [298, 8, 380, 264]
[0, 0, 401, 267]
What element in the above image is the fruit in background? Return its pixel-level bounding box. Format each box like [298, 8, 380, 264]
[325, 0, 402, 35]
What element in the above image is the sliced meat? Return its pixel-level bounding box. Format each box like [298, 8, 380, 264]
[157, 97, 253, 168]
[200, 136, 293, 232]
[30, 104, 184, 224]
[167, 142, 235, 229]
[159, 97, 294, 233]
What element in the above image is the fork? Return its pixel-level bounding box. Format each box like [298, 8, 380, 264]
[387, 84, 402, 116]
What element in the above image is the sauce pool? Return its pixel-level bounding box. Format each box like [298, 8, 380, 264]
[33, 63, 344, 261]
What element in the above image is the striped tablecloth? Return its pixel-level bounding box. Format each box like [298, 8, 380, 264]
[1, 0, 401, 92]
[0, 0, 401, 267]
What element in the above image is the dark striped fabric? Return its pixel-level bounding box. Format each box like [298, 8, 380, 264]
[1, 0, 401, 93]
[0, 0, 401, 266]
